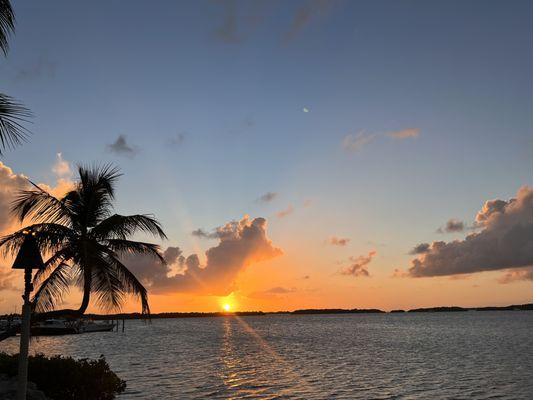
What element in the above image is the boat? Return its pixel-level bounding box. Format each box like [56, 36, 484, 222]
[79, 320, 115, 333]
[31, 319, 79, 336]
[30, 319, 116, 335]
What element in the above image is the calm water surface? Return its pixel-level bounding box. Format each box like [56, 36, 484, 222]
[2, 312, 533, 399]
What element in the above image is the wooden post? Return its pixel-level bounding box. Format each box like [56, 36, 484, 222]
[17, 268, 32, 400]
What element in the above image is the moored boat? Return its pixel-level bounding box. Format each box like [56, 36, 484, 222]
[31, 319, 79, 336]
[79, 320, 115, 333]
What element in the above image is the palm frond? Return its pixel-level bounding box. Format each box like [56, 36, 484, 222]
[0, 223, 73, 258]
[33, 248, 73, 286]
[31, 263, 72, 313]
[0, 93, 31, 154]
[90, 259, 125, 312]
[92, 214, 167, 240]
[104, 239, 165, 262]
[106, 254, 150, 315]
[0, 0, 15, 56]
[76, 164, 121, 227]
[11, 182, 73, 225]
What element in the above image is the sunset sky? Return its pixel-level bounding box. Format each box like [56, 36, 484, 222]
[1, 0, 532, 313]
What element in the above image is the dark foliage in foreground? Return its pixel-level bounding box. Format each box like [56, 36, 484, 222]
[0, 353, 126, 400]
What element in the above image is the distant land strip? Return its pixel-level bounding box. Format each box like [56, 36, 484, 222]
[1, 304, 532, 320]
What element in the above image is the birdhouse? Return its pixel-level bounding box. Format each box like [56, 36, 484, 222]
[12, 232, 45, 270]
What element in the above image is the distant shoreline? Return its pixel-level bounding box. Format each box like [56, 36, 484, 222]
[2, 303, 532, 321]
[56, 303, 533, 320]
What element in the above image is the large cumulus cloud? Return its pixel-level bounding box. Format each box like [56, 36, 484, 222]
[408, 186, 533, 278]
[125, 216, 283, 295]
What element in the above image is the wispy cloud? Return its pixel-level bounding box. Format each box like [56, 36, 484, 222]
[168, 132, 185, 147]
[107, 135, 138, 157]
[343, 127, 421, 153]
[276, 204, 294, 219]
[283, 0, 333, 43]
[14, 55, 55, 81]
[386, 128, 420, 139]
[342, 132, 377, 152]
[326, 236, 350, 246]
[256, 191, 278, 203]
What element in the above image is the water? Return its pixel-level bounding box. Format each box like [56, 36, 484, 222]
[2, 312, 533, 399]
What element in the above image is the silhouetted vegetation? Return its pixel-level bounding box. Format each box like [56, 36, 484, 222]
[291, 308, 385, 314]
[0, 0, 31, 154]
[0, 165, 167, 318]
[0, 353, 126, 400]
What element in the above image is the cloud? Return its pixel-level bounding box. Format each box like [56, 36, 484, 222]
[340, 251, 377, 277]
[343, 127, 421, 153]
[168, 133, 185, 147]
[52, 152, 72, 178]
[386, 128, 420, 139]
[497, 268, 533, 284]
[326, 236, 350, 246]
[436, 218, 465, 234]
[212, 0, 268, 44]
[283, 0, 333, 43]
[248, 286, 296, 299]
[265, 286, 296, 294]
[0, 161, 74, 236]
[14, 55, 55, 81]
[276, 204, 294, 219]
[342, 132, 377, 152]
[126, 216, 283, 295]
[391, 268, 408, 278]
[107, 135, 138, 157]
[409, 243, 431, 255]
[0, 162, 30, 234]
[213, 0, 241, 43]
[0, 267, 17, 290]
[408, 186, 533, 277]
[256, 192, 278, 203]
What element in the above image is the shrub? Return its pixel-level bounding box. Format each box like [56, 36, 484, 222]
[0, 353, 126, 400]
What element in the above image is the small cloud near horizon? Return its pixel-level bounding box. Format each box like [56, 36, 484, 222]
[340, 251, 377, 277]
[326, 236, 350, 247]
[276, 204, 294, 218]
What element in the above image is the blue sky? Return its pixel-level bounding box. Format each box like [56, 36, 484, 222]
[1, 1, 532, 311]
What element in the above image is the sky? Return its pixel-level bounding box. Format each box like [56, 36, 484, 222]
[0, 0, 532, 313]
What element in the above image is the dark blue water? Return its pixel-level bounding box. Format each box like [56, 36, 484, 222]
[2, 312, 533, 399]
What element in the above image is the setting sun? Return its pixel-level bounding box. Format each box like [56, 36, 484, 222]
[223, 304, 231, 312]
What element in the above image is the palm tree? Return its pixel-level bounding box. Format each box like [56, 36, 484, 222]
[0, 0, 31, 155]
[0, 164, 167, 317]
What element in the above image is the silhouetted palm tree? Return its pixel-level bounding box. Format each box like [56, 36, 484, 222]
[0, 0, 31, 155]
[0, 165, 167, 316]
